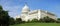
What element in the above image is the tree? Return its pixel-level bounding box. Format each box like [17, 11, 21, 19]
[0, 5, 10, 26]
[40, 16, 56, 23]
[31, 19, 39, 23]
[9, 17, 15, 25]
[16, 18, 22, 24]
[56, 18, 60, 23]
[0, 5, 3, 11]
[58, 18, 60, 20]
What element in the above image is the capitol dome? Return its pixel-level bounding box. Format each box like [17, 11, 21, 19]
[22, 4, 30, 13]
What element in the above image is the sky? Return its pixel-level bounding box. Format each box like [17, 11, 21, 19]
[0, 0, 60, 18]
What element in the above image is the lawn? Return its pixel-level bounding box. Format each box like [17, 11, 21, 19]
[10, 23, 60, 26]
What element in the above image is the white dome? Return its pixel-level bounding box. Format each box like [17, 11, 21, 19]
[22, 4, 30, 12]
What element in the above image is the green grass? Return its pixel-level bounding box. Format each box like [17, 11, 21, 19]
[10, 23, 60, 26]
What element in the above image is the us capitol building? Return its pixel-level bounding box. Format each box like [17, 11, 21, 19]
[16, 4, 57, 22]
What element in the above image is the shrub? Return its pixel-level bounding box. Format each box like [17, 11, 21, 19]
[39, 16, 56, 23]
[30, 19, 39, 23]
[15, 18, 22, 24]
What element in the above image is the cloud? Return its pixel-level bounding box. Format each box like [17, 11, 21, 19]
[3, 5, 22, 17]
[0, 0, 23, 18]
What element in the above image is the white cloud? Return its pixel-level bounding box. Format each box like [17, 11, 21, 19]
[3, 5, 22, 17]
[0, 0, 23, 18]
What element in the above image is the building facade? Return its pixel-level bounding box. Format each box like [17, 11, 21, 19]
[16, 4, 57, 22]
